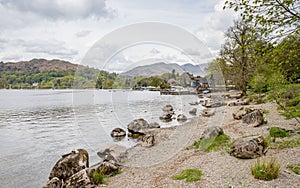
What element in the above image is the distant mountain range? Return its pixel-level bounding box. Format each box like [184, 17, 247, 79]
[121, 62, 208, 77]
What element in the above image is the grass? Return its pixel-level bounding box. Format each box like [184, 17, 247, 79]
[251, 157, 281, 181]
[263, 109, 270, 114]
[270, 138, 300, 149]
[269, 127, 291, 138]
[92, 171, 105, 184]
[172, 169, 203, 182]
[192, 134, 231, 152]
[287, 164, 300, 175]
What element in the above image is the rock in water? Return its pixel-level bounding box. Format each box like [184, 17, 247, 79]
[110, 128, 126, 138]
[242, 109, 264, 127]
[141, 134, 155, 147]
[189, 108, 197, 115]
[177, 114, 187, 122]
[230, 135, 267, 159]
[159, 112, 173, 121]
[201, 108, 215, 117]
[201, 126, 224, 139]
[127, 118, 149, 134]
[162, 104, 174, 112]
[149, 122, 160, 128]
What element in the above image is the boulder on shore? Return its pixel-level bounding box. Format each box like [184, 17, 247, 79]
[230, 135, 267, 159]
[141, 134, 155, 147]
[242, 109, 264, 127]
[232, 107, 253, 120]
[201, 126, 224, 139]
[127, 118, 159, 134]
[177, 114, 187, 122]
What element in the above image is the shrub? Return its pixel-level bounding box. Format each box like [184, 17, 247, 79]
[172, 169, 203, 182]
[92, 171, 105, 184]
[269, 127, 291, 138]
[251, 158, 281, 181]
[193, 134, 231, 152]
[287, 164, 300, 175]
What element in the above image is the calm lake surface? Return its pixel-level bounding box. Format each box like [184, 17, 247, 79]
[0, 89, 200, 188]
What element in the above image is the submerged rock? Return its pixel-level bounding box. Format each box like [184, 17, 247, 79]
[97, 144, 127, 163]
[230, 135, 267, 159]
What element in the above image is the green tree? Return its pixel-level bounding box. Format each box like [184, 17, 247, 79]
[224, 0, 300, 38]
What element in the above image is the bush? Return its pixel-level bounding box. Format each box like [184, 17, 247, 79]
[287, 164, 300, 175]
[92, 171, 105, 184]
[269, 127, 291, 138]
[193, 134, 231, 152]
[251, 158, 281, 181]
[172, 169, 203, 182]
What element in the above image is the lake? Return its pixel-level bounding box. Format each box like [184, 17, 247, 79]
[0, 89, 200, 187]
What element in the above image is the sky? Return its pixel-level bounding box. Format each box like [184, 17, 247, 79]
[0, 0, 236, 72]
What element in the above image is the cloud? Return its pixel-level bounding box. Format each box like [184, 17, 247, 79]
[0, 0, 115, 20]
[75, 30, 92, 38]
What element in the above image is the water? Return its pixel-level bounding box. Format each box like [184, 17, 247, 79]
[0, 89, 201, 187]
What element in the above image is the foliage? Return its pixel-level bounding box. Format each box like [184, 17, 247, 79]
[224, 0, 300, 38]
[270, 138, 300, 149]
[92, 171, 105, 184]
[269, 127, 291, 138]
[171, 169, 203, 182]
[287, 164, 300, 175]
[136, 76, 170, 89]
[193, 134, 231, 152]
[251, 157, 281, 181]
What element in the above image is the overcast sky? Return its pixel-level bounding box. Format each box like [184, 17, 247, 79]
[0, 0, 236, 72]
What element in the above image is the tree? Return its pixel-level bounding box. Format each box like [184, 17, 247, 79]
[224, 0, 300, 38]
[219, 20, 258, 95]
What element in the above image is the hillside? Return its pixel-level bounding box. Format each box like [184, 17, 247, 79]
[121, 62, 207, 77]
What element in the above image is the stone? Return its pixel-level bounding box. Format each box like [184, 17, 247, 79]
[162, 104, 174, 112]
[189, 108, 197, 115]
[97, 144, 127, 163]
[141, 134, 155, 147]
[201, 108, 215, 117]
[242, 109, 264, 127]
[230, 135, 267, 159]
[48, 149, 89, 182]
[149, 122, 160, 128]
[201, 126, 224, 139]
[43, 177, 62, 188]
[127, 118, 159, 134]
[189, 101, 199, 105]
[64, 169, 94, 188]
[110, 128, 126, 138]
[232, 107, 253, 120]
[159, 112, 173, 121]
[177, 114, 187, 122]
[237, 98, 250, 106]
[97, 161, 122, 177]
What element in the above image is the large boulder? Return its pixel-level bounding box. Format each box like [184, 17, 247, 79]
[242, 109, 264, 127]
[189, 108, 197, 115]
[110, 128, 126, 138]
[97, 144, 127, 163]
[177, 114, 187, 122]
[48, 149, 89, 182]
[43, 177, 62, 188]
[201, 126, 224, 139]
[64, 169, 94, 188]
[141, 134, 155, 147]
[127, 118, 159, 134]
[230, 135, 267, 159]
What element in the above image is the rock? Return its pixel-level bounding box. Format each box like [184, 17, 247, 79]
[232, 107, 253, 120]
[141, 134, 155, 147]
[228, 93, 242, 99]
[127, 118, 157, 134]
[110, 128, 126, 138]
[230, 135, 267, 159]
[201, 108, 215, 117]
[43, 177, 63, 188]
[189, 108, 197, 115]
[97, 161, 122, 177]
[242, 109, 264, 127]
[201, 126, 224, 139]
[237, 98, 250, 106]
[97, 144, 127, 163]
[202, 99, 211, 107]
[64, 169, 94, 188]
[227, 101, 237, 106]
[149, 122, 160, 128]
[48, 149, 89, 182]
[189, 101, 199, 105]
[162, 104, 174, 112]
[159, 112, 173, 121]
[177, 114, 187, 122]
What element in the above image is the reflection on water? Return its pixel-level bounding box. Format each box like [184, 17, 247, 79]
[0, 89, 201, 188]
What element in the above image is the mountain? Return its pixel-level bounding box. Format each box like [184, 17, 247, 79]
[1, 58, 79, 73]
[121, 62, 208, 77]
